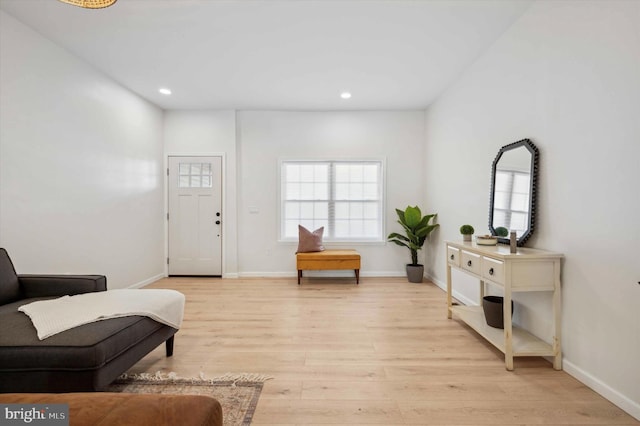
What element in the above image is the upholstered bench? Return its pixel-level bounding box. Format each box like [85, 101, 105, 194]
[296, 249, 361, 284]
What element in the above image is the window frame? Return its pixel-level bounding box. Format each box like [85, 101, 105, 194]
[278, 158, 386, 244]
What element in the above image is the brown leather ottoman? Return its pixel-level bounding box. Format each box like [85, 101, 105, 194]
[0, 393, 222, 426]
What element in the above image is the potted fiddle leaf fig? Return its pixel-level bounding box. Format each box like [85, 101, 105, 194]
[388, 205, 439, 283]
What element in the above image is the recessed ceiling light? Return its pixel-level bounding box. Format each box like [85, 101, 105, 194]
[159, 88, 172, 95]
[340, 92, 352, 99]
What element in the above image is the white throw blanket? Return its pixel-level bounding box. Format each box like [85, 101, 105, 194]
[18, 289, 185, 340]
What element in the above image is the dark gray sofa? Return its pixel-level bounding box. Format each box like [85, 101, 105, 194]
[0, 248, 177, 393]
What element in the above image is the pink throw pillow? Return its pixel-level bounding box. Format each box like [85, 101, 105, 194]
[297, 225, 325, 253]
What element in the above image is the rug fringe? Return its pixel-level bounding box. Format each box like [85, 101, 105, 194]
[118, 371, 273, 386]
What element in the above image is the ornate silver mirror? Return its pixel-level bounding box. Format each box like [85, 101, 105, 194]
[489, 139, 538, 246]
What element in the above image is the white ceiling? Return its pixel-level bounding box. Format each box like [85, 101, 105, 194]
[0, 0, 532, 111]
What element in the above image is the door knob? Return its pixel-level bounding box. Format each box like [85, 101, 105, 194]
[216, 212, 221, 217]
[215, 220, 221, 225]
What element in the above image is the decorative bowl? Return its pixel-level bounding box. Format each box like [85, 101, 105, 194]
[476, 235, 498, 246]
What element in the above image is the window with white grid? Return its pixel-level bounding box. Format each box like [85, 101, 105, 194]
[280, 160, 384, 241]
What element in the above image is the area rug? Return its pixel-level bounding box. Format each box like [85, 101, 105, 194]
[107, 372, 272, 426]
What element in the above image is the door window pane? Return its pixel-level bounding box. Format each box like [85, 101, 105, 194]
[178, 162, 213, 188]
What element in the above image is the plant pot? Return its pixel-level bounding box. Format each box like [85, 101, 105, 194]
[463, 234, 472, 242]
[482, 296, 514, 329]
[406, 264, 424, 283]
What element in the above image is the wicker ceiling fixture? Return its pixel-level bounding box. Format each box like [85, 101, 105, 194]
[58, 0, 117, 9]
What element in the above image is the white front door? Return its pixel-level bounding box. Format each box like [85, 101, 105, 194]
[168, 156, 222, 275]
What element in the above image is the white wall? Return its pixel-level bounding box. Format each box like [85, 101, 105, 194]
[237, 110, 428, 276]
[163, 110, 239, 276]
[0, 11, 165, 289]
[423, 0, 640, 418]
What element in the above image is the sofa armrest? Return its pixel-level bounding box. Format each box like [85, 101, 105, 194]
[18, 275, 107, 298]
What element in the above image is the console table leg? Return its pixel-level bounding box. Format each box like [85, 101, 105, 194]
[552, 260, 563, 370]
[355, 269, 359, 284]
[298, 270, 302, 285]
[504, 287, 514, 371]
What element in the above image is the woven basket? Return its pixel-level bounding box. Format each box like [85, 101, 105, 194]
[58, 0, 117, 9]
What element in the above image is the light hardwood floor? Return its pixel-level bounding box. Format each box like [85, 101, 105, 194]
[135, 277, 638, 425]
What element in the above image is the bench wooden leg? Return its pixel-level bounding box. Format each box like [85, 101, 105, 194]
[298, 270, 302, 285]
[355, 269, 360, 284]
[166, 336, 174, 357]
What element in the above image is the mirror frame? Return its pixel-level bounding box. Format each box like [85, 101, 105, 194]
[488, 138, 539, 246]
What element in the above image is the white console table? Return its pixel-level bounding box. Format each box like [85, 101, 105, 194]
[445, 241, 563, 370]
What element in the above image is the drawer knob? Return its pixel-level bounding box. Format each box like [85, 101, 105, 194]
[450, 254, 454, 260]
[489, 267, 494, 275]
[467, 260, 472, 267]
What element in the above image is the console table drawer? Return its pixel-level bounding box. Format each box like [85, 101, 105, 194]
[447, 246, 460, 267]
[482, 256, 505, 284]
[461, 250, 481, 275]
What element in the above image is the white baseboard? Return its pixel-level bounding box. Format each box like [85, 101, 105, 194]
[427, 273, 476, 306]
[127, 273, 165, 289]
[563, 360, 640, 421]
[222, 272, 239, 279]
[365, 271, 406, 277]
[239, 271, 297, 278]
[238, 271, 405, 278]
